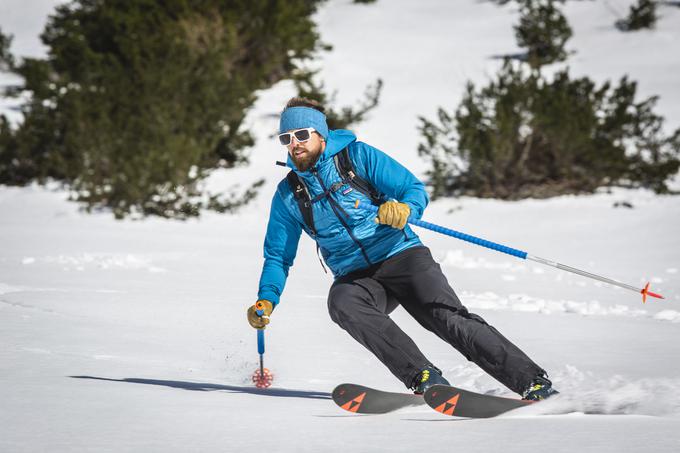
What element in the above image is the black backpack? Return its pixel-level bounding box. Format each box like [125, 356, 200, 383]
[277, 147, 384, 237]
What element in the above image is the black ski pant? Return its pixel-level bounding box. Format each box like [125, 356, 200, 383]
[327, 245, 545, 394]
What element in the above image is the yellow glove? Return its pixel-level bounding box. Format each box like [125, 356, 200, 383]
[376, 201, 411, 230]
[247, 299, 274, 329]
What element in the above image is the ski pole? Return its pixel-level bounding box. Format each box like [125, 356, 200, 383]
[355, 200, 664, 303]
[251, 301, 274, 388]
[257, 329, 265, 379]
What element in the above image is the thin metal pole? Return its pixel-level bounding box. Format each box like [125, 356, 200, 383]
[527, 255, 647, 294]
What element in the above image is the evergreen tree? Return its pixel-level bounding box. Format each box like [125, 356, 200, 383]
[515, 0, 572, 71]
[293, 69, 383, 130]
[616, 0, 658, 31]
[418, 0, 679, 201]
[0, 0, 325, 218]
[0, 27, 14, 71]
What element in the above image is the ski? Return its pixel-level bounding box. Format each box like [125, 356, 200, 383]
[332, 383, 425, 414]
[423, 384, 534, 418]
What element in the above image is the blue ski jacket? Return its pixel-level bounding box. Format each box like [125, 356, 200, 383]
[257, 129, 428, 306]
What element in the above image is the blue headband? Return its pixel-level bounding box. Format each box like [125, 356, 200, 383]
[279, 106, 329, 140]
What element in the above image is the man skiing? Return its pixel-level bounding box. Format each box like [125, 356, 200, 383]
[247, 97, 558, 400]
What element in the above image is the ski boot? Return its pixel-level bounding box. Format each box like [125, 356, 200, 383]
[522, 374, 559, 401]
[411, 365, 450, 395]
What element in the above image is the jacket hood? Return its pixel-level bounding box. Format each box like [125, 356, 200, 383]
[286, 129, 357, 172]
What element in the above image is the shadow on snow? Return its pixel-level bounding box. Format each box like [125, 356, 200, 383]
[69, 375, 331, 400]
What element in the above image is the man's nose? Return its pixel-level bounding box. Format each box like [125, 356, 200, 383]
[289, 135, 302, 147]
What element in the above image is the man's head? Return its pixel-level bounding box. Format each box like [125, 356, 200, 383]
[279, 97, 328, 172]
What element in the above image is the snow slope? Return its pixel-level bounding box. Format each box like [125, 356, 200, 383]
[1, 1, 680, 452]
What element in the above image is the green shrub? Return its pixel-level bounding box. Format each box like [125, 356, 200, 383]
[418, 61, 680, 199]
[419, 0, 678, 201]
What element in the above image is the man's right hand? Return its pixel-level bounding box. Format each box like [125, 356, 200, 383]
[247, 299, 274, 329]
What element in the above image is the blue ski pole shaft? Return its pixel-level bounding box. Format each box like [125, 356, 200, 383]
[255, 304, 266, 377]
[257, 329, 265, 377]
[355, 201, 527, 259]
[355, 201, 664, 302]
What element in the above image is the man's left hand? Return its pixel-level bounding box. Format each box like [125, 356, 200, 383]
[376, 201, 410, 230]
[247, 299, 274, 329]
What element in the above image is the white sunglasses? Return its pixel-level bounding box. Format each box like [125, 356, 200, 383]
[278, 127, 316, 146]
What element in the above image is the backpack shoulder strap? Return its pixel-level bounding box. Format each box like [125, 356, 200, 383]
[285, 170, 316, 237]
[334, 147, 384, 205]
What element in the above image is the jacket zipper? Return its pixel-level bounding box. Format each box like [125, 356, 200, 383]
[311, 167, 372, 266]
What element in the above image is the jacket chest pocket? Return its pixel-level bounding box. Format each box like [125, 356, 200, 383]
[333, 183, 376, 227]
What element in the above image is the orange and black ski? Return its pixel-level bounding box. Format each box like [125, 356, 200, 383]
[424, 384, 533, 418]
[332, 383, 425, 414]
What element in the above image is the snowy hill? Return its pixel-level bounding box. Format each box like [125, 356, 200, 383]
[1, 1, 680, 452]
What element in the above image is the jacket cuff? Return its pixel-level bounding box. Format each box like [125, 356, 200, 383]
[404, 201, 423, 220]
[258, 291, 280, 308]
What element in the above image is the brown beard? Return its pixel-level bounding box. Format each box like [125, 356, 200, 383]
[291, 146, 322, 172]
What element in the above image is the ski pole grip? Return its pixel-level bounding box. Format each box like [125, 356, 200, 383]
[354, 201, 528, 260]
[257, 329, 265, 355]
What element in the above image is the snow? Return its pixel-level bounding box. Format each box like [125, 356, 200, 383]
[1, 1, 680, 452]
